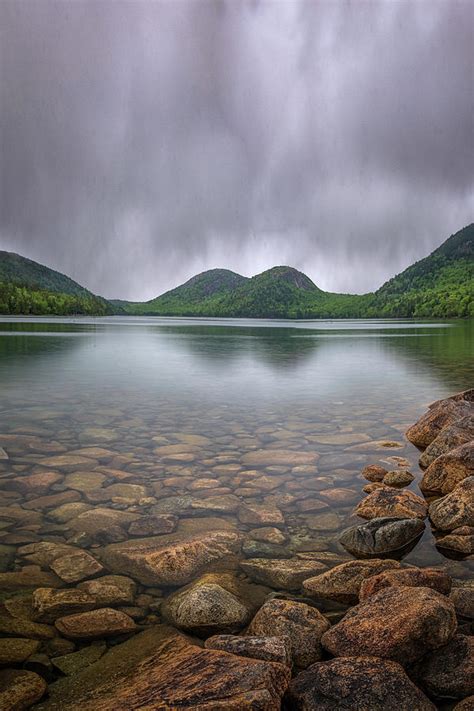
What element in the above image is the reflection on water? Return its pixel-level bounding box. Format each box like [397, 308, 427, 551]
[0, 317, 473, 583]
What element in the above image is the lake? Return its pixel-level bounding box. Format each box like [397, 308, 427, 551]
[1, 316, 473, 589]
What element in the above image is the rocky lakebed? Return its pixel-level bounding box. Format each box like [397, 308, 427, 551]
[0, 388, 473, 709]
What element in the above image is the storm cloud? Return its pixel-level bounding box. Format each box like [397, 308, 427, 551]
[0, 0, 473, 300]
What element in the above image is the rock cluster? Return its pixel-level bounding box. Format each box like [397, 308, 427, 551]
[0, 388, 472, 709]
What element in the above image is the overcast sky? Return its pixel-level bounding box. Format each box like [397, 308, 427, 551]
[1, 0, 473, 300]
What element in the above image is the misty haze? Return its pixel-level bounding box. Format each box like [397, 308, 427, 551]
[0, 1, 472, 709]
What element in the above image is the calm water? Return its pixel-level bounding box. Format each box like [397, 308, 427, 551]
[1, 317, 473, 582]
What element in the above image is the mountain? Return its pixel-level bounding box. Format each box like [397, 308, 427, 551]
[0, 251, 118, 315]
[120, 224, 473, 318]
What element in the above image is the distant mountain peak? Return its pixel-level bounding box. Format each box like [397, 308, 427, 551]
[255, 266, 320, 291]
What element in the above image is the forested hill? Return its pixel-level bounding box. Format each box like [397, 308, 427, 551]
[120, 225, 473, 318]
[0, 251, 117, 315]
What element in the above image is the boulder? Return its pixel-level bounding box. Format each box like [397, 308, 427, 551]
[55, 608, 136, 640]
[359, 567, 452, 600]
[0, 669, 47, 710]
[421, 442, 474, 494]
[161, 579, 252, 636]
[50, 550, 104, 583]
[128, 514, 177, 536]
[0, 615, 56, 640]
[303, 559, 401, 604]
[77, 575, 136, 606]
[68, 508, 140, 535]
[415, 634, 474, 700]
[4, 471, 62, 495]
[240, 558, 326, 591]
[339, 517, 425, 558]
[436, 528, 474, 556]
[286, 656, 436, 710]
[450, 586, 474, 619]
[419, 415, 474, 469]
[101, 529, 242, 586]
[39, 625, 290, 710]
[0, 637, 40, 664]
[246, 599, 330, 669]
[321, 586, 457, 665]
[429, 477, 474, 531]
[0, 567, 64, 591]
[32, 588, 97, 623]
[453, 697, 474, 711]
[355, 488, 428, 520]
[51, 642, 107, 676]
[204, 635, 291, 665]
[406, 399, 473, 449]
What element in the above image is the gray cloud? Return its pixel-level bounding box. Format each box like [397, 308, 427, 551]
[1, 0, 473, 300]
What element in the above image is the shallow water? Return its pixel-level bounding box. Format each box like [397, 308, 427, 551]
[0, 316, 473, 583]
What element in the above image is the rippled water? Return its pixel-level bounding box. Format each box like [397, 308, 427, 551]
[0, 317, 473, 582]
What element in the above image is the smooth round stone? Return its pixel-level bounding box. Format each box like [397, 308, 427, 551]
[383, 470, 415, 487]
[64, 471, 106, 491]
[339, 517, 425, 558]
[0, 669, 47, 709]
[55, 608, 137, 639]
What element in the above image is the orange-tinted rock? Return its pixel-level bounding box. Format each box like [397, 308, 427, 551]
[0, 669, 47, 710]
[246, 599, 330, 669]
[286, 656, 436, 711]
[322, 586, 457, 665]
[55, 608, 136, 640]
[429, 477, 474, 531]
[421, 442, 474, 494]
[204, 635, 291, 666]
[40, 625, 290, 710]
[240, 558, 326, 591]
[101, 530, 242, 586]
[354, 488, 428, 520]
[359, 567, 452, 601]
[419, 416, 474, 469]
[50, 550, 104, 583]
[406, 399, 472, 449]
[303, 559, 401, 604]
[361, 464, 388, 482]
[32, 588, 97, 623]
[4, 471, 62, 495]
[241, 449, 319, 467]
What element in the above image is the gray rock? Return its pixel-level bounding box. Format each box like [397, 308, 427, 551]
[339, 516, 425, 558]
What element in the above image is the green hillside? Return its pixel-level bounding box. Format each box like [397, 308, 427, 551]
[0, 251, 117, 315]
[121, 224, 473, 318]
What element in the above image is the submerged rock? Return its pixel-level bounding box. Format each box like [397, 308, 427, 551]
[414, 634, 474, 700]
[321, 586, 457, 665]
[204, 635, 291, 665]
[101, 529, 242, 586]
[51, 642, 107, 676]
[77, 575, 136, 606]
[40, 625, 290, 710]
[421, 442, 474, 494]
[302, 559, 401, 604]
[241, 449, 319, 467]
[429, 477, 474, 531]
[0, 669, 47, 710]
[286, 656, 436, 711]
[49, 550, 104, 583]
[32, 588, 97, 623]
[238, 503, 285, 527]
[339, 516, 425, 558]
[0, 638, 40, 664]
[55, 608, 136, 640]
[436, 527, 474, 556]
[246, 598, 330, 669]
[161, 579, 252, 636]
[240, 558, 326, 591]
[359, 567, 452, 600]
[354, 488, 428, 520]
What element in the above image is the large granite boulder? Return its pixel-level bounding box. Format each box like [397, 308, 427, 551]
[429, 477, 474, 531]
[419, 416, 474, 469]
[339, 517, 425, 558]
[421, 442, 474, 494]
[240, 558, 326, 591]
[161, 578, 253, 636]
[321, 586, 457, 665]
[101, 529, 242, 586]
[406, 396, 473, 449]
[246, 599, 330, 669]
[38, 625, 290, 710]
[302, 559, 401, 604]
[359, 567, 452, 601]
[286, 656, 436, 711]
[354, 488, 428, 520]
[414, 634, 474, 700]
